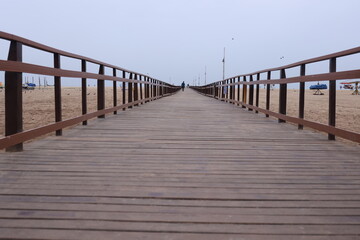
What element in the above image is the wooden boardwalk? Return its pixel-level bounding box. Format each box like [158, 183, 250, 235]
[0, 89, 360, 240]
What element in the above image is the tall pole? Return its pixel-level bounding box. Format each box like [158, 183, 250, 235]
[222, 47, 226, 80]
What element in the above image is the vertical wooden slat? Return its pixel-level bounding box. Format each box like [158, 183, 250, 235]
[233, 78, 235, 103]
[149, 78, 152, 99]
[113, 68, 117, 114]
[221, 81, 225, 100]
[128, 73, 133, 108]
[266, 71, 271, 117]
[248, 75, 254, 111]
[298, 64, 306, 129]
[97, 64, 105, 118]
[144, 77, 148, 101]
[214, 83, 217, 98]
[226, 80, 229, 101]
[150, 78, 153, 100]
[122, 71, 126, 111]
[150, 79, 153, 99]
[139, 75, 143, 104]
[255, 73, 260, 113]
[237, 77, 240, 106]
[229, 79, 233, 102]
[134, 74, 139, 106]
[54, 53, 62, 135]
[278, 69, 287, 123]
[242, 76, 247, 108]
[154, 79, 156, 99]
[5, 40, 23, 152]
[328, 58, 337, 140]
[81, 59, 87, 125]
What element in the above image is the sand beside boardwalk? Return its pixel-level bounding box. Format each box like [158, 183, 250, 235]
[0, 87, 359, 142]
[0, 87, 123, 136]
[261, 89, 360, 135]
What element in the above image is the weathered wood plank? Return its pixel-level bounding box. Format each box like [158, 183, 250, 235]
[0, 89, 360, 239]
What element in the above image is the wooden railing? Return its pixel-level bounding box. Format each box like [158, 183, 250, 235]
[192, 46, 360, 143]
[0, 31, 180, 151]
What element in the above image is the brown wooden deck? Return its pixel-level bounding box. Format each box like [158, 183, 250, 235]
[1, 89, 360, 240]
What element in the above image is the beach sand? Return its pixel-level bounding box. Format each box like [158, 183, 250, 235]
[0, 87, 359, 143]
[0, 87, 125, 136]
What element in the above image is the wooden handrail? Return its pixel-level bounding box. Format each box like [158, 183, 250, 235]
[192, 46, 360, 143]
[0, 31, 180, 151]
[0, 31, 145, 78]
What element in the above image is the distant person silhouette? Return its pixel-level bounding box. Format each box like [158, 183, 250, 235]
[181, 81, 185, 91]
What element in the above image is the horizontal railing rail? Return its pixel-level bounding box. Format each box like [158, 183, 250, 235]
[0, 31, 180, 151]
[191, 47, 360, 143]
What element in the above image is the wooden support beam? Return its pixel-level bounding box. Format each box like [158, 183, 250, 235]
[54, 53, 62, 134]
[328, 58, 337, 140]
[278, 69, 287, 123]
[122, 71, 126, 110]
[113, 68, 117, 114]
[81, 60, 87, 125]
[298, 64, 306, 129]
[255, 73, 260, 113]
[266, 71, 271, 118]
[249, 75, 254, 111]
[97, 65, 105, 118]
[5, 41, 23, 152]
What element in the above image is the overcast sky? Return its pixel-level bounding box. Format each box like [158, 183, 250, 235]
[1, 0, 360, 86]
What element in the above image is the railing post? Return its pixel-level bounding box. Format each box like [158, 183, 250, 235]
[233, 78, 236, 103]
[249, 75, 254, 111]
[242, 76, 247, 108]
[97, 65, 105, 118]
[128, 73, 133, 108]
[139, 75, 143, 104]
[237, 77, 240, 106]
[134, 74, 139, 106]
[255, 73, 260, 113]
[229, 79, 233, 102]
[329, 58, 337, 140]
[54, 53, 62, 135]
[81, 60, 87, 125]
[5, 40, 23, 152]
[159, 82, 163, 96]
[227, 79, 230, 101]
[220, 81, 225, 101]
[154, 80, 157, 98]
[150, 78, 153, 100]
[113, 68, 117, 114]
[266, 71, 271, 117]
[149, 78, 152, 99]
[122, 71, 126, 111]
[145, 77, 149, 102]
[278, 69, 287, 123]
[298, 64, 306, 129]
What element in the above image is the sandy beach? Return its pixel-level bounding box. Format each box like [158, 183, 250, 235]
[0, 87, 359, 142]
[0, 87, 124, 136]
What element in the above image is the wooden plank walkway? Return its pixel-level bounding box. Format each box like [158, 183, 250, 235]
[0, 89, 360, 240]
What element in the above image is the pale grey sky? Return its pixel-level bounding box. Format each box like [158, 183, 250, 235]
[1, 0, 360, 86]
